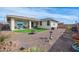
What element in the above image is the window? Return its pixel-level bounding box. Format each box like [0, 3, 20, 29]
[16, 21, 25, 29]
[47, 20, 50, 26]
[40, 21, 42, 26]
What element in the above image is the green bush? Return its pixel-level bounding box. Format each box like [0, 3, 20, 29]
[0, 35, 8, 43]
[23, 47, 44, 52]
[30, 47, 43, 52]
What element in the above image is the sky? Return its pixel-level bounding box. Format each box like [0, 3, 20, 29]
[0, 7, 79, 24]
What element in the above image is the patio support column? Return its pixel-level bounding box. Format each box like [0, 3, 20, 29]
[10, 18, 15, 31]
[4, 17, 7, 24]
[29, 21, 32, 29]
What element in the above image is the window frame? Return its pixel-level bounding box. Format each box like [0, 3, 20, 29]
[47, 20, 50, 26]
[40, 21, 42, 26]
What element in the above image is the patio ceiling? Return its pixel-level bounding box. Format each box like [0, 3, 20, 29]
[6, 15, 40, 22]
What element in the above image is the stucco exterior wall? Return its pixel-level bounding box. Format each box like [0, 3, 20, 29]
[50, 21, 58, 28]
[38, 20, 58, 29]
[38, 21, 51, 29]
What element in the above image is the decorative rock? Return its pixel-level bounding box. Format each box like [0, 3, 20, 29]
[0, 40, 21, 51]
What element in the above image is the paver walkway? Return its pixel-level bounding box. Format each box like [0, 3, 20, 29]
[1, 29, 65, 52]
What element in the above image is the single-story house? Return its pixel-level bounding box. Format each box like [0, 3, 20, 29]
[57, 23, 65, 29]
[39, 18, 58, 29]
[0, 23, 3, 30]
[0, 23, 10, 31]
[6, 15, 59, 31]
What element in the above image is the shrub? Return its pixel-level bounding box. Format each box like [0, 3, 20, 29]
[31, 29, 35, 33]
[30, 47, 43, 52]
[0, 35, 8, 43]
[23, 47, 44, 52]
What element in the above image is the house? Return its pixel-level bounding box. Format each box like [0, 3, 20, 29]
[57, 23, 65, 29]
[6, 15, 58, 31]
[0, 23, 3, 30]
[39, 18, 58, 29]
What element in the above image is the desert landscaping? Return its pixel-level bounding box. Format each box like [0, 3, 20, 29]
[0, 27, 76, 52]
[0, 17, 79, 52]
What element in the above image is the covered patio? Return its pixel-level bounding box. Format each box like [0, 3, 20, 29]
[6, 15, 39, 31]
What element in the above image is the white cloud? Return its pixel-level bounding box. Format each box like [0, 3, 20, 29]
[0, 7, 78, 24]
